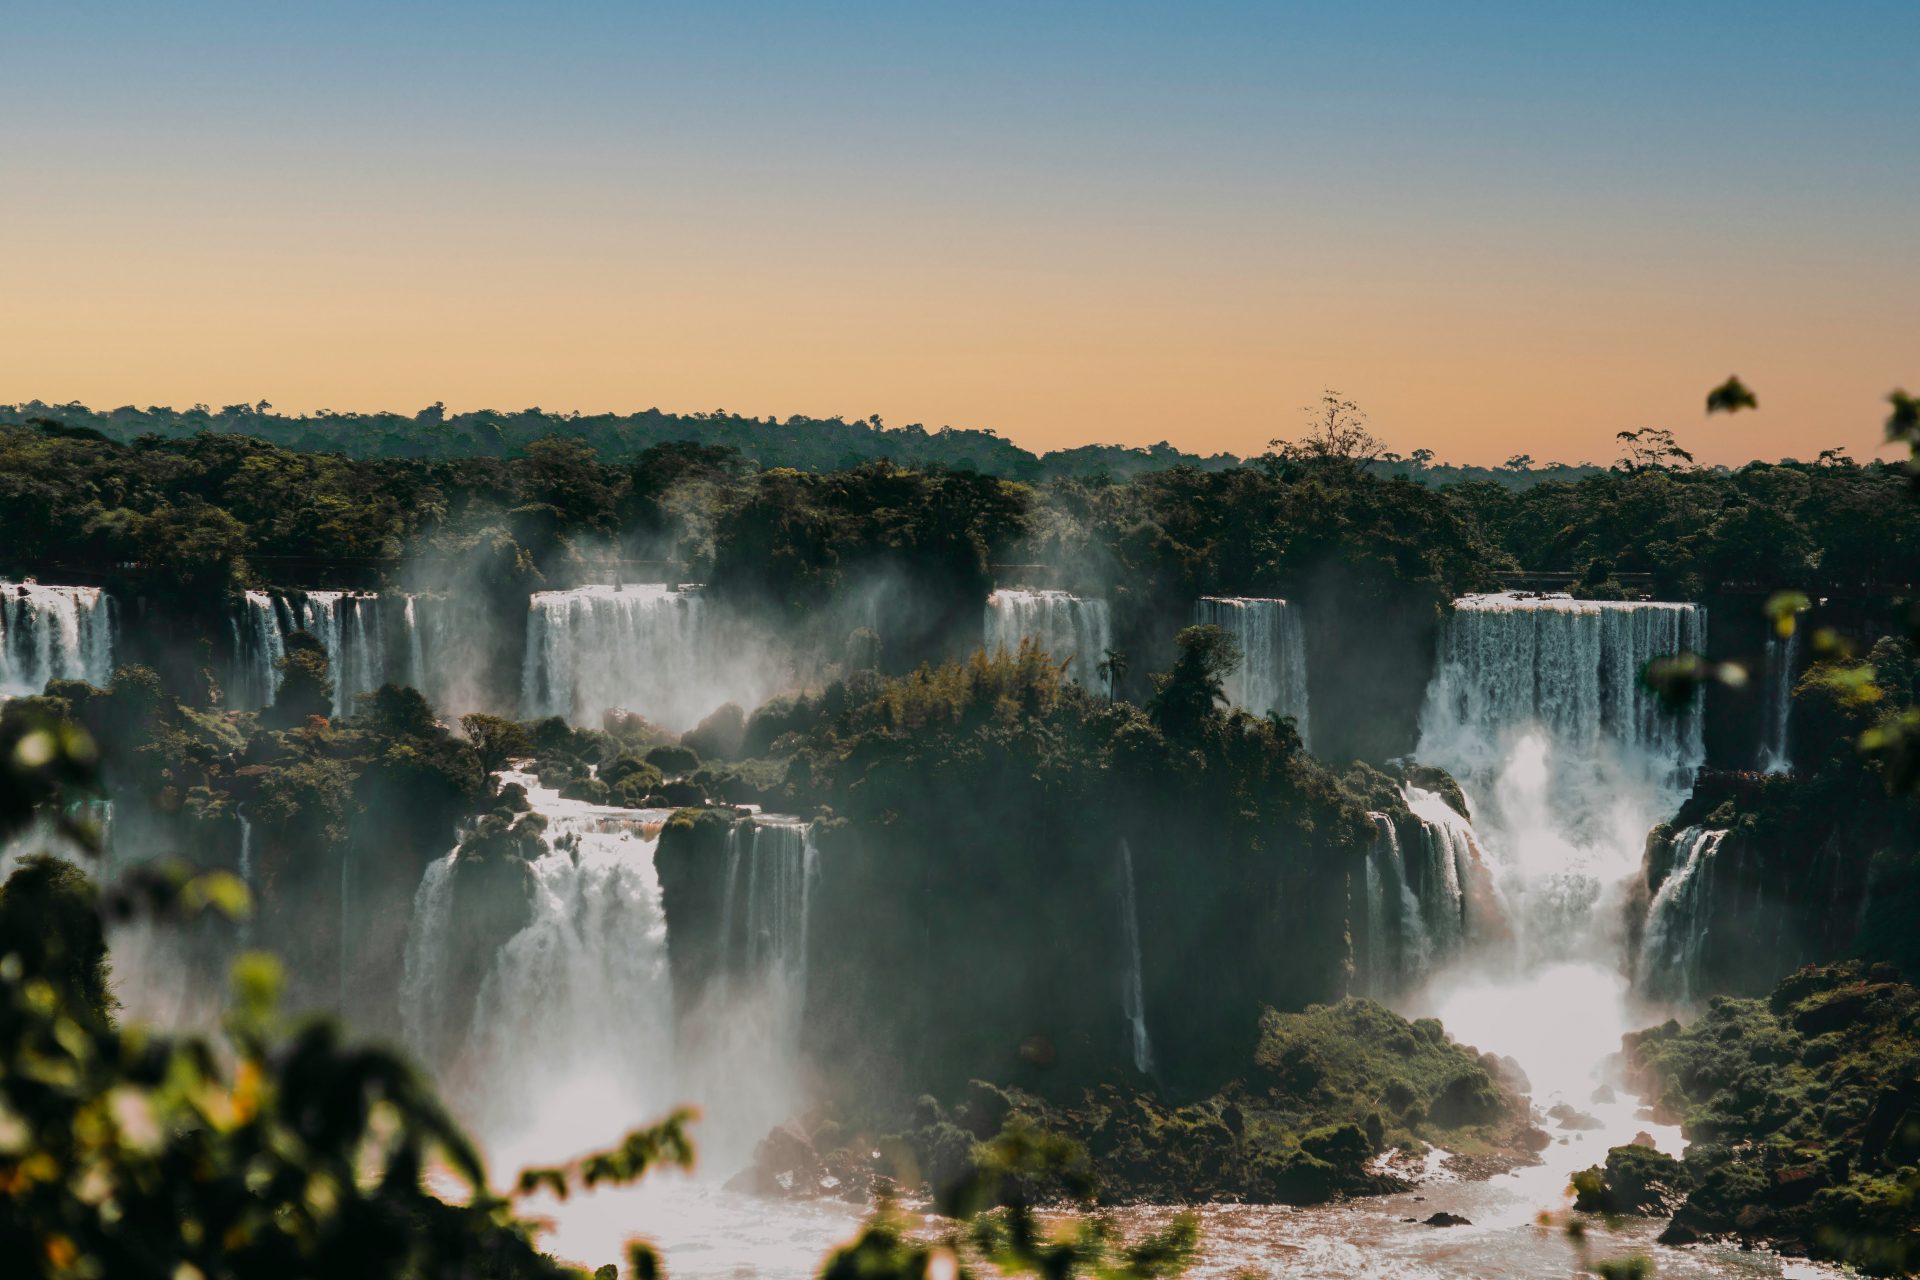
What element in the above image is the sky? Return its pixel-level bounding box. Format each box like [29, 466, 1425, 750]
[3, 2, 1914, 466]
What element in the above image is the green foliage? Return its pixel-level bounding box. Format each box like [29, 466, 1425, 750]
[355, 683, 441, 738]
[831, 999, 1531, 1213]
[0, 699, 1192, 1280]
[1571, 1145, 1693, 1216]
[1640, 652, 1748, 711]
[1620, 963, 1920, 1273]
[0, 856, 114, 1027]
[560, 775, 611, 804]
[264, 629, 332, 728]
[463, 714, 536, 772]
[1148, 625, 1240, 741]
[0, 944, 703, 1280]
[1450, 458, 1917, 596]
[641, 744, 699, 776]
[1249, 999, 1522, 1146]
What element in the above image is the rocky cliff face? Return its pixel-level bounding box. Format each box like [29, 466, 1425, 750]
[1629, 770, 1913, 1002]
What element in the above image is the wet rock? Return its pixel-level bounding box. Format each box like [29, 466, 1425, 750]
[1424, 1212, 1471, 1227]
[730, 1120, 877, 1201]
[1590, 1084, 1617, 1104]
[1573, 1145, 1692, 1216]
[1629, 1131, 1657, 1149]
[1547, 1103, 1604, 1131]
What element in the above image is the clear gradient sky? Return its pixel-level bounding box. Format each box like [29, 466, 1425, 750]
[4, 2, 1914, 465]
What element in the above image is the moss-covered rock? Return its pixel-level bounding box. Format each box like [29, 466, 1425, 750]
[1572, 1145, 1693, 1215]
[1616, 962, 1920, 1274]
[746, 997, 1535, 1209]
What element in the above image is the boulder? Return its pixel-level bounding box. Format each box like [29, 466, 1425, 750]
[1547, 1102, 1604, 1131]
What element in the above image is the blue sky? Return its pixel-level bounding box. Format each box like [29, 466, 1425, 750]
[5, 2, 1914, 461]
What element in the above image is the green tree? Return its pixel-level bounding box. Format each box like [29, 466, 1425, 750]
[1148, 625, 1241, 740]
[264, 630, 332, 728]
[0, 855, 113, 1026]
[1269, 390, 1385, 469]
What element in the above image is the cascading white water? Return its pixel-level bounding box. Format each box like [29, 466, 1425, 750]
[400, 769, 818, 1186]
[1362, 790, 1488, 995]
[682, 817, 823, 1165]
[1364, 813, 1431, 992]
[232, 594, 283, 711]
[1192, 596, 1310, 745]
[236, 590, 389, 717]
[983, 588, 1110, 688]
[1757, 628, 1799, 773]
[1637, 826, 1728, 1005]
[719, 819, 818, 1001]
[403, 595, 427, 696]
[1417, 594, 1706, 962]
[1408, 594, 1708, 1192]
[391, 591, 495, 722]
[398, 850, 460, 1065]
[236, 809, 256, 945]
[404, 769, 679, 1167]
[522, 584, 791, 732]
[1115, 838, 1155, 1074]
[0, 583, 115, 697]
[1402, 787, 1475, 958]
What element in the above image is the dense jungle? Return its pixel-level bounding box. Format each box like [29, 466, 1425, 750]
[1, 395, 1917, 1279]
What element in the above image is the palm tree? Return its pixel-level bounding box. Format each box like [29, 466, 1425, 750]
[1097, 648, 1129, 703]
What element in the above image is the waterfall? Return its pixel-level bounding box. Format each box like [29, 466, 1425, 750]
[235, 590, 389, 717]
[1364, 813, 1430, 992]
[1416, 594, 1706, 962]
[719, 819, 819, 999]
[339, 595, 384, 715]
[1402, 787, 1475, 957]
[1421, 594, 1706, 784]
[1757, 628, 1799, 773]
[983, 589, 1111, 688]
[394, 592, 490, 721]
[1408, 593, 1710, 1164]
[402, 595, 427, 695]
[1362, 792, 1492, 995]
[236, 809, 255, 945]
[1192, 596, 1310, 745]
[234, 592, 287, 711]
[1637, 827, 1728, 1005]
[522, 584, 791, 732]
[401, 769, 678, 1165]
[1116, 838, 1155, 1074]
[0, 583, 115, 697]
[401, 782, 821, 1174]
[398, 850, 459, 1065]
